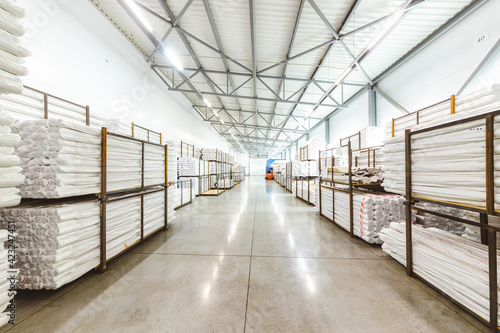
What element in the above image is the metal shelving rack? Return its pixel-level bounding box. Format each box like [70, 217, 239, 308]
[100, 127, 168, 271]
[200, 148, 225, 196]
[404, 110, 499, 332]
[318, 142, 384, 237]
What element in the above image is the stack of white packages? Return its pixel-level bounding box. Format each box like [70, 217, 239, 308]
[165, 140, 178, 224]
[382, 85, 500, 197]
[199, 176, 209, 194]
[106, 196, 141, 260]
[107, 135, 141, 192]
[167, 186, 177, 224]
[380, 222, 500, 323]
[178, 177, 199, 197]
[144, 143, 165, 187]
[332, 167, 384, 185]
[335, 146, 348, 167]
[309, 181, 318, 207]
[13, 119, 101, 198]
[0, 229, 16, 326]
[0, 111, 23, 207]
[201, 148, 219, 161]
[320, 190, 406, 243]
[165, 140, 178, 183]
[292, 179, 296, 195]
[415, 202, 466, 235]
[0, 201, 100, 290]
[143, 191, 165, 236]
[209, 163, 220, 175]
[178, 157, 199, 176]
[300, 137, 325, 160]
[0, 1, 29, 95]
[292, 161, 318, 177]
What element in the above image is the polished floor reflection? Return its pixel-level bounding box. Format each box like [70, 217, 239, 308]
[4, 177, 488, 332]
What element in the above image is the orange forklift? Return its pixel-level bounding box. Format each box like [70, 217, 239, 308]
[266, 167, 273, 180]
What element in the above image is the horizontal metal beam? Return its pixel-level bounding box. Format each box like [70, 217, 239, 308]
[202, 118, 307, 134]
[194, 106, 323, 121]
[173, 88, 345, 108]
[152, 65, 366, 87]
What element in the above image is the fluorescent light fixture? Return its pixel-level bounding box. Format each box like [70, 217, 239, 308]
[220, 119, 225, 125]
[204, 98, 212, 108]
[163, 48, 184, 71]
[306, 108, 315, 119]
[212, 109, 219, 117]
[124, 0, 153, 32]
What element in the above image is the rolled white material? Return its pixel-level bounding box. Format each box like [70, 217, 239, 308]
[13, 119, 101, 198]
[167, 187, 176, 223]
[106, 197, 141, 260]
[143, 143, 165, 187]
[0, 0, 25, 18]
[178, 177, 199, 197]
[0, 111, 22, 207]
[201, 148, 220, 161]
[320, 189, 407, 244]
[0, 49, 27, 76]
[0, 7, 24, 37]
[299, 137, 325, 160]
[0, 201, 100, 290]
[380, 222, 500, 323]
[143, 191, 165, 236]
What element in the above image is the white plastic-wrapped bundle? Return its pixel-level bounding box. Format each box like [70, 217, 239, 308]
[199, 176, 209, 194]
[0, 201, 100, 290]
[332, 167, 384, 185]
[291, 179, 297, 195]
[143, 191, 165, 236]
[106, 196, 141, 260]
[292, 161, 318, 178]
[0, 110, 23, 207]
[144, 143, 165, 187]
[106, 135, 142, 192]
[380, 222, 500, 323]
[178, 177, 198, 197]
[13, 119, 100, 198]
[178, 157, 199, 177]
[415, 202, 466, 235]
[201, 148, 219, 161]
[360, 126, 385, 148]
[167, 186, 176, 224]
[300, 137, 325, 160]
[309, 182, 318, 207]
[165, 140, 178, 183]
[0, 1, 29, 96]
[320, 189, 406, 244]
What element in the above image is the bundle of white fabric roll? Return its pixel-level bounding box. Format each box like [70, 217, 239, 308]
[106, 135, 141, 192]
[12, 119, 101, 198]
[178, 177, 198, 197]
[0, 111, 23, 207]
[201, 148, 219, 161]
[167, 186, 176, 224]
[415, 202, 466, 235]
[380, 222, 500, 323]
[0, 229, 16, 326]
[177, 157, 199, 177]
[143, 143, 165, 187]
[165, 140, 178, 183]
[143, 191, 165, 236]
[320, 189, 406, 244]
[0, 201, 100, 290]
[0, 0, 30, 95]
[300, 137, 326, 160]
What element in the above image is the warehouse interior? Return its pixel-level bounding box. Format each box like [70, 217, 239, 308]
[0, 0, 500, 332]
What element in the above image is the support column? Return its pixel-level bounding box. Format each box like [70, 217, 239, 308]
[325, 118, 330, 145]
[368, 88, 377, 127]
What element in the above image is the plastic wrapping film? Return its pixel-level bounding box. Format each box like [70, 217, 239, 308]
[143, 143, 165, 187]
[0, 111, 23, 207]
[165, 140, 178, 183]
[107, 135, 142, 192]
[143, 191, 165, 237]
[106, 196, 141, 260]
[0, 201, 100, 290]
[178, 157, 199, 177]
[320, 189, 408, 244]
[380, 222, 500, 323]
[292, 161, 318, 177]
[12, 119, 100, 198]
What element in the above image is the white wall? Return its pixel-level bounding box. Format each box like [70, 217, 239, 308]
[376, 0, 500, 117]
[20, 0, 228, 150]
[309, 122, 326, 144]
[249, 158, 267, 176]
[329, 90, 369, 145]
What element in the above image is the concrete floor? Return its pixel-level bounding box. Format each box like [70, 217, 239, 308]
[3, 177, 489, 332]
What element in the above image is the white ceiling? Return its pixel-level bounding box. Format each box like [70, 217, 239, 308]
[90, 0, 478, 155]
